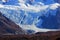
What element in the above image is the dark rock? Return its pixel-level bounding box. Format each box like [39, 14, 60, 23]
[0, 12, 26, 34]
[0, 31, 60, 40]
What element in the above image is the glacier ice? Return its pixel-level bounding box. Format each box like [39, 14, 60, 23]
[0, 0, 60, 33]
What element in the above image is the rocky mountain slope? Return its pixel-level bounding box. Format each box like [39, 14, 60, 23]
[0, 31, 60, 40]
[0, 12, 26, 34]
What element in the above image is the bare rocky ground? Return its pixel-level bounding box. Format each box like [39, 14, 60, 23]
[0, 31, 60, 40]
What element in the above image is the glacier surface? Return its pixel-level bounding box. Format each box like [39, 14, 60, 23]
[0, 0, 60, 33]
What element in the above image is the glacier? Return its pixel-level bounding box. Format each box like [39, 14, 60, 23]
[0, 0, 60, 33]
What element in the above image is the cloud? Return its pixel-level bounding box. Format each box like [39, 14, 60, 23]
[18, 0, 26, 3]
[0, 2, 60, 13]
[50, 3, 60, 10]
[2, 0, 7, 2]
[18, 0, 60, 12]
[0, 4, 20, 10]
[0, 4, 48, 13]
[0, 4, 4, 8]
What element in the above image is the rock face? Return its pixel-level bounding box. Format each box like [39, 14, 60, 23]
[0, 12, 26, 34]
[0, 31, 60, 40]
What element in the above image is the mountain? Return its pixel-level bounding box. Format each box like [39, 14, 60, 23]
[0, 0, 60, 40]
[0, 12, 26, 34]
[38, 7, 60, 29]
[0, 0, 60, 33]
